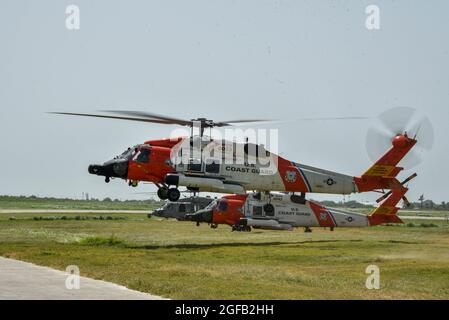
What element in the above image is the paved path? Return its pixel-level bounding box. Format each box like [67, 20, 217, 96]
[0, 257, 166, 300]
[399, 215, 449, 221]
[0, 209, 148, 214]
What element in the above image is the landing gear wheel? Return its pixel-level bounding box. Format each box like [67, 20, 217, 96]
[210, 224, 218, 229]
[167, 188, 181, 202]
[157, 187, 168, 200]
[231, 225, 252, 232]
[304, 227, 312, 233]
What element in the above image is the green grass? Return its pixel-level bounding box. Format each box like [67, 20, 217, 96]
[0, 210, 449, 299]
[79, 235, 127, 246]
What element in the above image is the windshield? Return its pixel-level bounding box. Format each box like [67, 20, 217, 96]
[118, 147, 135, 160]
[204, 200, 218, 210]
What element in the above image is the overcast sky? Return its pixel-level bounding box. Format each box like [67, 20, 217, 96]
[1, 0, 448, 203]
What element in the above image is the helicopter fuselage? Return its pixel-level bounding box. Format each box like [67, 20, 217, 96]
[88, 134, 416, 201]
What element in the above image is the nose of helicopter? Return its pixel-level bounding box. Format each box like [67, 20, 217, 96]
[185, 208, 213, 223]
[88, 160, 129, 180]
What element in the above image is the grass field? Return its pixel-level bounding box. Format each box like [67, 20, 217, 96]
[1, 209, 449, 299]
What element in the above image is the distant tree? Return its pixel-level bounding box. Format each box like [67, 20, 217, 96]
[418, 194, 425, 209]
[103, 197, 112, 202]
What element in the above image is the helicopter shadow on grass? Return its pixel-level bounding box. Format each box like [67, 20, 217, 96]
[128, 239, 364, 250]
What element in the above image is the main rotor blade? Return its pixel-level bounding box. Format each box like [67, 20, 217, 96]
[214, 119, 272, 127]
[215, 116, 371, 127]
[101, 110, 192, 126]
[50, 111, 372, 129]
[295, 116, 371, 121]
[48, 112, 183, 125]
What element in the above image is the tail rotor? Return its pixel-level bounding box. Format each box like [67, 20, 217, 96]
[375, 172, 417, 208]
[366, 107, 434, 169]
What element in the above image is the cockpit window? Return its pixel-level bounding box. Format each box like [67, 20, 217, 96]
[217, 200, 228, 212]
[119, 148, 135, 161]
[134, 148, 151, 163]
[205, 200, 217, 210]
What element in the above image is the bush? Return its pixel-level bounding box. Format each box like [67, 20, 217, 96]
[420, 223, 438, 228]
[406, 222, 438, 228]
[78, 235, 126, 246]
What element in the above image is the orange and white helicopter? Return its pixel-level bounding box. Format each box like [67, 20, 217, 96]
[51, 108, 429, 202]
[186, 173, 416, 232]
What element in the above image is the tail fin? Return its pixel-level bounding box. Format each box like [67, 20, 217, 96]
[367, 187, 407, 226]
[355, 134, 417, 192]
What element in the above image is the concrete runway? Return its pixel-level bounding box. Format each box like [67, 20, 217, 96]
[0, 257, 165, 300]
[0, 209, 148, 214]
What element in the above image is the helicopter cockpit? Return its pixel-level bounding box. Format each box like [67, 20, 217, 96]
[88, 145, 143, 182]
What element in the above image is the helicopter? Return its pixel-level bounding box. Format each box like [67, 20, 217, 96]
[185, 172, 416, 232]
[149, 194, 215, 220]
[132, 189, 215, 220]
[50, 108, 429, 202]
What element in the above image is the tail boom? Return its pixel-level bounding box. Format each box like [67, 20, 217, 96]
[355, 134, 417, 192]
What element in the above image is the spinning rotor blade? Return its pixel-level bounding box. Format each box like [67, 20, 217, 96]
[294, 116, 371, 121]
[215, 119, 277, 127]
[366, 107, 434, 169]
[215, 116, 370, 127]
[375, 173, 418, 203]
[100, 110, 192, 126]
[50, 111, 272, 128]
[402, 196, 411, 208]
[51, 110, 372, 131]
[48, 112, 177, 125]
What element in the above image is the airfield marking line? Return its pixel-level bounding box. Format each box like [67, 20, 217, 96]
[0, 257, 167, 300]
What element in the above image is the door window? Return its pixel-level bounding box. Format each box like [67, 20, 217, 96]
[253, 206, 263, 216]
[134, 149, 150, 163]
[206, 162, 220, 174]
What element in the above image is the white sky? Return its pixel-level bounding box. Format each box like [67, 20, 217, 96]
[0, 0, 448, 203]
